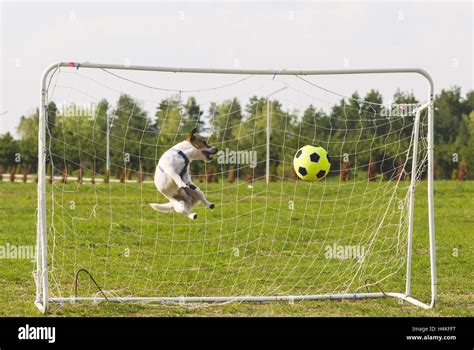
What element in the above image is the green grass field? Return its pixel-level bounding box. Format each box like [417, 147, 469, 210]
[0, 180, 473, 317]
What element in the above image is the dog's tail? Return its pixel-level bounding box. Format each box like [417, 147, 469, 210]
[149, 202, 173, 212]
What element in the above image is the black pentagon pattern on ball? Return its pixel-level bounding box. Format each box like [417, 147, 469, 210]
[316, 170, 326, 179]
[295, 149, 303, 158]
[309, 152, 320, 163]
[298, 167, 308, 176]
[326, 154, 331, 164]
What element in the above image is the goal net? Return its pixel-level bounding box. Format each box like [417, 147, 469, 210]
[35, 62, 436, 312]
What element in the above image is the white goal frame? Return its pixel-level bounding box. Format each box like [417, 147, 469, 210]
[35, 62, 436, 313]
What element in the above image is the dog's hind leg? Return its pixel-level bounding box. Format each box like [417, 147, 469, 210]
[149, 202, 174, 212]
[171, 199, 197, 220]
[189, 185, 214, 209]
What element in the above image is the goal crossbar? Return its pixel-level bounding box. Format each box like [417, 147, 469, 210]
[35, 62, 436, 313]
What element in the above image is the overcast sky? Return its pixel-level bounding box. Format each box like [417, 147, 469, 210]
[1, 0, 472, 137]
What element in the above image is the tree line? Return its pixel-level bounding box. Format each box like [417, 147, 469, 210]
[0, 87, 472, 182]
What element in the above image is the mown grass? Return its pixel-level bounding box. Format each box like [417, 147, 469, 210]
[0, 179, 473, 316]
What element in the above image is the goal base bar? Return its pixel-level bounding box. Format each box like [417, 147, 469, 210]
[40, 292, 432, 312]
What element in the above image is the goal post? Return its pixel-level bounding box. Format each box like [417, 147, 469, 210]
[35, 62, 436, 313]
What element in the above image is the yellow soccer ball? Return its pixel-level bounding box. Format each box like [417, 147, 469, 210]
[293, 145, 331, 181]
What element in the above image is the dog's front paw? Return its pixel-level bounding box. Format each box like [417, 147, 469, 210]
[208, 203, 215, 209]
[188, 213, 198, 220]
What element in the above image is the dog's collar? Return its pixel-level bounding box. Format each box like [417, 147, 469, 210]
[172, 149, 190, 179]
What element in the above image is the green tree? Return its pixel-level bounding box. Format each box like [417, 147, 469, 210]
[209, 98, 243, 149]
[182, 96, 204, 133]
[154, 96, 183, 147]
[0, 133, 18, 170]
[434, 87, 466, 144]
[16, 108, 39, 171]
[109, 94, 150, 175]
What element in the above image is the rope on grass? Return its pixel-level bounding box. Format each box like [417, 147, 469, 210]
[73, 268, 109, 302]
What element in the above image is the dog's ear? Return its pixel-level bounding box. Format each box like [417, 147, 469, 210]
[187, 128, 197, 142]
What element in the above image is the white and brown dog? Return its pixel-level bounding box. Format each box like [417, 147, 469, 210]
[150, 128, 218, 220]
